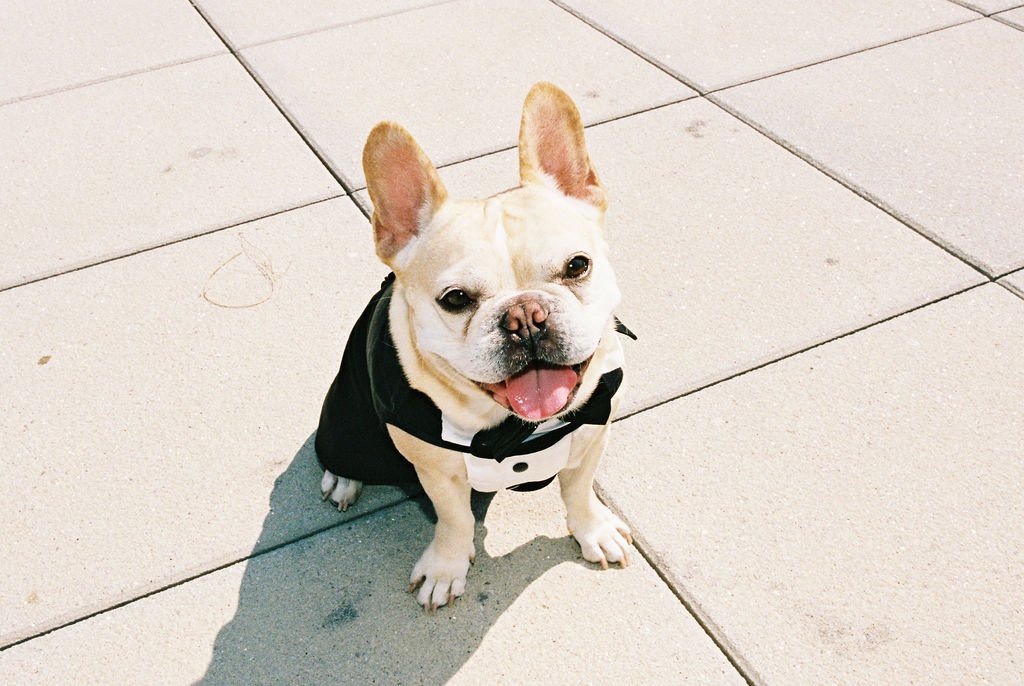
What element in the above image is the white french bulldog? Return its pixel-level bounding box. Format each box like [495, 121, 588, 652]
[316, 83, 633, 610]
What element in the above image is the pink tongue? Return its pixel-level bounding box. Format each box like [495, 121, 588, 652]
[505, 365, 578, 420]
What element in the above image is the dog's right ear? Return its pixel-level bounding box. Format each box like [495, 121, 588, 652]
[362, 122, 448, 267]
[518, 82, 605, 211]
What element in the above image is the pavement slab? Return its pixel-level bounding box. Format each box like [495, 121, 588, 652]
[1001, 269, 1024, 299]
[957, 0, 1024, 14]
[0, 199, 414, 647]
[0, 490, 746, 685]
[362, 99, 984, 414]
[4, 2, 1022, 681]
[558, 0, 974, 92]
[194, 0, 452, 47]
[0, 0, 224, 104]
[241, 0, 694, 189]
[596, 284, 1024, 685]
[716, 19, 1024, 277]
[997, 6, 1024, 28]
[0, 54, 341, 291]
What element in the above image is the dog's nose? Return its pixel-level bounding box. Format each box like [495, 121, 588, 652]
[500, 300, 548, 345]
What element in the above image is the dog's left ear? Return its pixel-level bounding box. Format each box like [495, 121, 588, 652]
[363, 122, 448, 267]
[518, 82, 606, 211]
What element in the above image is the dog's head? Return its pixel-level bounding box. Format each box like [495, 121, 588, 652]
[363, 83, 620, 422]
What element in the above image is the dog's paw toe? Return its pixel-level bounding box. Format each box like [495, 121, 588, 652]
[409, 542, 473, 611]
[320, 470, 362, 511]
[320, 470, 337, 499]
[569, 507, 633, 569]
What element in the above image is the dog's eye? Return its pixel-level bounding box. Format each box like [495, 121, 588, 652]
[438, 289, 473, 312]
[564, 254, 591, 280]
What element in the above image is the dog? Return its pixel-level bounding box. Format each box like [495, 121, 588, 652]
[315, 83, 634, 610]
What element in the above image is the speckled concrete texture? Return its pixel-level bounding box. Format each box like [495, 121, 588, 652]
[0, 0, 224, 103]
[716, 19, 1024, 276]
[194, 0, 448, 47]
[597, 285, 1024, 685]
[0, 200, 409, 646]
[378, 100, 983, 413]
[3, 2, 1022, 683]
[0, 490, 745, 686]
[958, 0, 1024, 14]
[0, 55, 340, 290]
[241, 0, 693, 188]
[997, 6, 1024, 28]
[1001, 269, 1024, 299]
[559, 0, 974, 91]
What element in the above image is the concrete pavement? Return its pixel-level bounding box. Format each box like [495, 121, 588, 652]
[2, 1, 1022, 684]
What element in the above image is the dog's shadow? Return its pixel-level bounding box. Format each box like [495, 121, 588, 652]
[194, 435, 585, 685]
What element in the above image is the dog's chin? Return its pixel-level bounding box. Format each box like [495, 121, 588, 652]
[478, 356, 593, 422]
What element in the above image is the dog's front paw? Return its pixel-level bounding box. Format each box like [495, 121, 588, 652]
[568, 505, 633, 570]
[409, 541, 475, 611]
[320, 470, 363, 511]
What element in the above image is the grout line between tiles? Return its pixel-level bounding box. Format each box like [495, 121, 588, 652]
[592, 483, 762, 686]
[991, 11, 1024, 30]
[705, 95, 994, 280]
[349, 7, 989, 219]
[3, 279, 985, 648]
[547, 0, 705, 93]
[595, 279, 993, 680]
[945, 0, 988, 15]
[231, 0, 459, 50]
[346, 95, 704, 198]
[186, 0, 362, 204]
[537, 3, 994, 282]
[549, 0, 980, 95]
[444, 95, 700, 165]
[433, 145, 512, 174]
[349, 185, 372, 220]
[701, 17, 982, 95]
[995, 264, 1024, 280]
[0, 50, 229, 109]
[6, 0, 1013, 664]
[998, 277, 1024, 301]
[202, 0, 697, 199]
[0, 281, 992, 651]
[0, 194, 345, 294]
[0, 493, 420, 652]
[947, 0, 1024, 15]
[615, 281, 987, 424]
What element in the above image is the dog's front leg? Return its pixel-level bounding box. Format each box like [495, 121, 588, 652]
[389, 426, 475, 611]
[559, 423, 633, 569]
